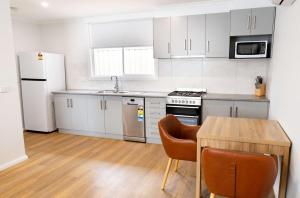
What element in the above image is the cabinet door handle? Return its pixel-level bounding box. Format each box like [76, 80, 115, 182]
[252, 16, 257, 30]
[67, 99, 70, 108]
[189, 39, 192, 50]
[184, 39, 187, 50]
[206, 41, 210, 52]
[235, 107, 238, 117]
[230, 106, 233, 117]
[167, 42, 170, 54]
[247, 15, 251, 30]
[100, 100, 103, 110]
[70, 99, 73, 108]
[104, 100, 107, 110]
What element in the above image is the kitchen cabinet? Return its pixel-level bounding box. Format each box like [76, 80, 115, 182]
[188, 15, 206, 56]
[230, 7, 275, 36]
[202, 99, 269, 122]
[104, 96, 123, 136]
[206, 12, 230, 57]
[145, 97, 166, 143]
[54, 94, 123, 138]
[251, 7, 275, 35]
[153, 17, 171, 59]
[87, 96, 105, 133]
[171, 16, 188, 57]
[54, 94, 88, 130]
[54, 94, 73, 129]
[171, 15, 205, 57]
[234, 101, 269, 119]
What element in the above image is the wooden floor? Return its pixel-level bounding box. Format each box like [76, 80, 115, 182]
[0, 132, 196, 198]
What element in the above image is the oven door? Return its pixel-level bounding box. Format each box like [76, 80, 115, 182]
[166, 105, 201, 126]
[235, 41, 268, 58]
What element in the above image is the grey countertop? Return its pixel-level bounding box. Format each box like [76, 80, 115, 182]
[52, 90, 269, 102]
[52, 89, 169, 98]
[203, 93, 269, 102]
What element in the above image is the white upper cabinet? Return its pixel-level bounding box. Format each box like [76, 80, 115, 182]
[206, 12, 230, 58]
[104, 96, 123, 135]
[153, 17, 171, 59]
[188, 15, 206, 56]
[230, 9, 252, 36]
[171, 16, 188, 57]
[230, 7, 275, 36]
[251, 7, 275, 35]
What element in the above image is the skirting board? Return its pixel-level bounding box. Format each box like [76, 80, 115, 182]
[146, 138, 162, 144]
[59, 129, 123, 140]
[0, 155, 28, 171]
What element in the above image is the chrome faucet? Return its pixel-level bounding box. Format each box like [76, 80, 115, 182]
[111, 76, 119, 93]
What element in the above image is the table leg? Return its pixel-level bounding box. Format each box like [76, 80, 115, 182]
[196, 140, 202, 198]
[279, 147, 291, 198]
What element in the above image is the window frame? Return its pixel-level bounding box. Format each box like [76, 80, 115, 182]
[89, 46, 158, 81]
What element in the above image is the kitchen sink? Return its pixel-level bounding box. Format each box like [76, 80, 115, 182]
[97, 90, 143, 95]
[97, 90, 129, 94]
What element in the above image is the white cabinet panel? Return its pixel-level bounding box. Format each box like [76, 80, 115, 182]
[202, 100, 234, 122]
[145, 98, 166, 140]
[104, 96, 123, 135]
[234, 101, 269, 119]
[153, 17, 171, 59]
[251, 7, 275, 35]
[87, 96, 105, 133]
[171, 16, 188, 57]
[206, 13, 230, 57]
[230, 9, 252, 36]
[70, 95, 88, 131]
[188, 15, 206, 56]
[54, 94, 72, 129]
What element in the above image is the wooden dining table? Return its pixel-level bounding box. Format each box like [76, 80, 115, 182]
[196, 116, 292, 198]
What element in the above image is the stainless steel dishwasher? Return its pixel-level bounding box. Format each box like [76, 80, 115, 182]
[122, 97, 145, 142]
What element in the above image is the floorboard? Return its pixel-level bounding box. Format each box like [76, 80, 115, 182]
[0, 132, 196, 198]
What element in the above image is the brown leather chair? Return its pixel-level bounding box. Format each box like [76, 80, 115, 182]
[158, 115, 200, 190]
[202, 148, 278, 198]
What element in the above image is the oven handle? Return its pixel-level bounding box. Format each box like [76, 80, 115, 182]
[166, 105, 200, 109]
[173, 114, 199, 118]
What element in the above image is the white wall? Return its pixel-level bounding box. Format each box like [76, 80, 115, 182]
[0, 0, 27, 171]
[39, 21, 269, 94]
[268, 1, 300, 197]
[12, 18, 41, 53]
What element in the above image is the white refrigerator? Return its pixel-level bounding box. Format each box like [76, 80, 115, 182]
[19, 52, 66, 132]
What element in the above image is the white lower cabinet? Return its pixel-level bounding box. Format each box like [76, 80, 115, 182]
[145, 97, 166, 144]
[87, 96, 105, 133]
[54, 94, 87, 130]
[54, 94, 123, 139]
[104, 96, 123, 137]
[202, 99, 269, 122]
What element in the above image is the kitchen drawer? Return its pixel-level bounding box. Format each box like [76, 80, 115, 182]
[145, 98, 166, 109]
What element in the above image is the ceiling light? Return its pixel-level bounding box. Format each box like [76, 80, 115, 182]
[41, 1, 49, 8]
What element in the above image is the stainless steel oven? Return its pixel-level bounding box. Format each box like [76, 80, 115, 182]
[166, 104, 201, 126]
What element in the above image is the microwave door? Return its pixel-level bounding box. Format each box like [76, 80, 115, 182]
[235, 41, 268, 58]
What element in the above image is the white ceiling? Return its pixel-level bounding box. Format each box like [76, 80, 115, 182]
[10, 0, 209, 22]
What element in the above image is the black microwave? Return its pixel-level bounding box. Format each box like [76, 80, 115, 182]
[235, 41, 268, 58]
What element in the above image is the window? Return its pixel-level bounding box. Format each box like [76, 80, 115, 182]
[91, 46, 155, 78]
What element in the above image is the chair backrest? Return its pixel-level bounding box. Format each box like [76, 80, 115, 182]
[158, 115, 182, 139]
[202, 148, 278, 198]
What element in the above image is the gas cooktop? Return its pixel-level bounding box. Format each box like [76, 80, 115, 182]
[167, 88, 207, 106]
